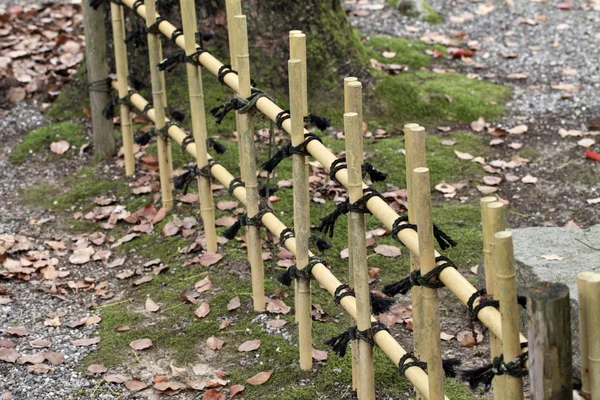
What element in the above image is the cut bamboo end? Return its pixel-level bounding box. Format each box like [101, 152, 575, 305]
[494, 231, 524, 400]
[577, 271, 596, 398]
[225, 0, 242, 69]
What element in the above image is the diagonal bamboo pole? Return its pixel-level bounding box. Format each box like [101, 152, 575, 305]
[234, 14, 265, 312]
[404, 123, 426, 400]
[144, 0, 173, 212]
[114, 83, 446, 399]
[344, 76, 360, 394]
[346, 109, 375, 400]
[494, 231, 524, 400]
[179, 0, 218, 252]
[289, 59, 312, 371]
[413, 167, 444, 400]
[119, 2, 528, 351]
[109, 2, 135, 176]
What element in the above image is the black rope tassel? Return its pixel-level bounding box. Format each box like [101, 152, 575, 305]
[459, 347, 528, 390]
[207, 138, 227, 154]
[134, 128, 155, 146]
[382, 256, 455, 297]
[170, 109, 185, 123]
[172, 165, 198, 194]
[325, 327, 357, 357]
[304, 114, 331, 131]
[222, 214, 246, 240]
[442, 358, 462, 378]
[318, 201, 351, 238]
[157, 52, 187, 72]
[362, 162, 388, 182]
[260, 133, 322, 173]
[370, 292, 395, 316]
[433, 224, 458, 250]
[102, 95, 118, 120]
[310, 235, 333, 253]
[128, 75, 146, 91]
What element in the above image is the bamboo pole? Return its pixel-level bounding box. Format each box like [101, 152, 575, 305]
[82, 0, 115, 160]
[289, 59, 312, 371]
[481, 198, 504, 398]
[116, 83, 445, 399]
[413, 167, 444, 400]
[528, 282, 573, 400]
[583, 273, 600, 399]
[118, 1, 528, 353]
[179, 0, 217, 252]
[234, 15, 265, 312]
[109, 2, 135, 175]
[577, 272, 595, 400]
[344, 76, 360, 393]
[144, 0, 173, 211]
[346, 111, 375, 400]
[404, 123, 425, 400]
[494, 231, 524, 400]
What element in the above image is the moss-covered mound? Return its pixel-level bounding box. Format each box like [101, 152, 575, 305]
[10, 121, 86, 164]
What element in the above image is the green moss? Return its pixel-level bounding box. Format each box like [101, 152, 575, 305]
[517, 146, 539, 160]
[422, 2, 444, 24]
[370, 71, 511, 129]
[46, 65, 88, 120]
[364, 35, 447, 69]
[10, 122, 86, 164]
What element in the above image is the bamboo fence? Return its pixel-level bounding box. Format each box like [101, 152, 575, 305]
[89, 0, 593, 398]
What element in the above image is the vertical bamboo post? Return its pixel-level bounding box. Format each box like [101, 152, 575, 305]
[144, 0, 173, 211]
[404, 123, 426, 400]
[180, 0, 218, 252]
[583, 273, 600, 399]
[482, 200, 506, 398]
[528, 282, 573, 400]
[234, 15, 265, 312]
[577, 272, 595, 400]
[82, 0, 115, 160]
[494, 231, 524, 400]
[109, 2, 135, 175]
[225, 0, 244, 172]
[413, 167, 444, 400]
[289, 59, 312, 371]
[345, 111, 375, 400]
[344, 76, 359, 393]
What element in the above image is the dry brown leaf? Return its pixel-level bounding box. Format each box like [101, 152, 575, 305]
[508, 125, 528, 134]
[72, 337, 100, 347]
[457, 331, 477, 347]
[44, 316, 61, 327]
[199, 252, 223, 267]
[145, 298, 160, 312]
[265, 298, 291, 314]
[0, 349, 20, 363]
[50, 140, 70, 155]
[471, 117, 486, 132]
[5, 326, 29, 337]
[373, 244, 402, 258]
[216, 201, 238, 211]
[124, 380, 149, 391]
[482, 176, 502, 186]
[246, 370, 274, 385]
[508, 142, 523, 150]
[69, 248, 93, 265]
[202, 389, 226, 400]
[104, 374, 131, 383]
[454, 150, 474, 160]
[195, 277, 212, 293]
[587, 197, 600, 205]
[440, 332, 455, 341]
[312, 348, 328, 361]
[521, 174, 538, 184]
[84, 316, 101, 326]
[163, 221, 180, 237]
[266, 319, 287, 328]
[44, 241, 66, 251]
[129, 338, 152, 351]
[17, 352, 45, 365]
[477, 185, 499, 195]
[340, 248, 349, 260]
[29, 339, 51, 348]
[154, 381, 187, 392]
[207, 336, 224, 351]
[227, 296, 241, 311]
[87, 364, 107, 374]
[28, 364, 51, 374]
[115, 325, 130, 332]
[194, 302, 211, 319]
[238, 339, 261, 352]
[229, 384, 245, 398]
[540, 254, 564, 261]
[43, 351, 64, 365]
[577, 138, 596, 148]
[133, 276, 152, 286]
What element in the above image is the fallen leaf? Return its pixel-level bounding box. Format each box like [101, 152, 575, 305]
[104, 374, 131, 383]
[246, 370, 274, 385]
[265, 298, 291, 314]
[50, 140, 70, 155]
[0, 349, 20, 363]
[115, 325, 131, 332]
[471, 117, 486, 132]
[454, 150, 474, 160]
[489, 138, 504, 146]
[508, 142, 523, 150]
[87, 364, 107, 374]
[216, 201, 238, 211]
[440, 332, 455, 341]
[28, 364, 51, 374]
[202, 389, 226, 400]
[238, 339, 261, 352]
[373, 244, 402, 258]
[477, 185, 498, 195]
[29, 339, 51, 348]
[72, 337, 100, 347]
[508, 125, 528, 135]
[540, 254, 564, 261]
[133, 276, 152, 286]
[124, 380, 149, 391]
[578, 138, 596, 148]
[521, 174, 538, 184]
[312, 348, 328, 361]
[587, 197, 600, 205]
[129, 338, 152, 351]
[382, 51, 396, 58]
[44, 316, 61, 327]
[163, 221, 181, 237]
[227, 296, 241, 311]
[154, 381, 187, 392]
[145, 298, 160, 312]
[43, 352, 64, 365]
[207, 336, 224, 351]
[195, 302, 211, 318]
[199, 252, 223, 267]
[267, 319, 288, 328]
[457, 331, 477, 347]
[195, 277, 212, 293]
[5, 326, 29, 337]
[69, 248, 93, 265]
[17, 352, 45, 365]
[340, 248, 349, 260]
[229, 384, 245, 398]
[482, 176, 502, 186]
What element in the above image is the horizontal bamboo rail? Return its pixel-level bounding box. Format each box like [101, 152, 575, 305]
[113, 81, 444, 399]
[118, 0, 527, 349]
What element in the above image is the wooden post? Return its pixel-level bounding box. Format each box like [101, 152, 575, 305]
[82, 0, 115, 160]
[528, 282, 573, 400]
[234, 15, 265, 312]
[344, 76, 360, 393]
[345, 110, 375, 400]
[482, 200, 506, 398]
[577, 272, 596, 400]
[413, 167, 445, 400]
[404, 123, 426, 399]
[180, 0, 218, 252]
[289, 59, 312, 371]
[144, 0, 173, 211]
[581, 273, 600, 399]
[494, 231, 524, 400]
[109, 2, 135, 175]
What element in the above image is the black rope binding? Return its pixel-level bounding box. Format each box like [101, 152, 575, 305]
[217, 64, 238, 84]
[277, 256, 323, 286]
[467, 289, 500, 320]
[390, 216, 457, 251]
[170, 28, 183, 43]
[382, 256, 456, 297]
[275, 110, 291, 130]
[172, 165, 200, 194]
[333, 284, 354, 306]
[317, 188, 381, 238]
[181, 134, 194, 150]
[228, 177, 245, 196]
[459, 343, 529, 390]
[157, 47, 207, 72]
[398, 353, 428, 377]
[142, 103, 153, 120]
[210, 89, 274, 124]
[278, 227, 295, 245]
[303, 114, 331, 131]
[146, 17, 165, 35]
[326, 322, 389, 357]
[258, 184, 278, 198]
[260, 133, 323, 173]
[329, 157, 348, 184]
[222, 208, 272, 240]
[87, 77, 111, 93]
[132, 0, 144, 13]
